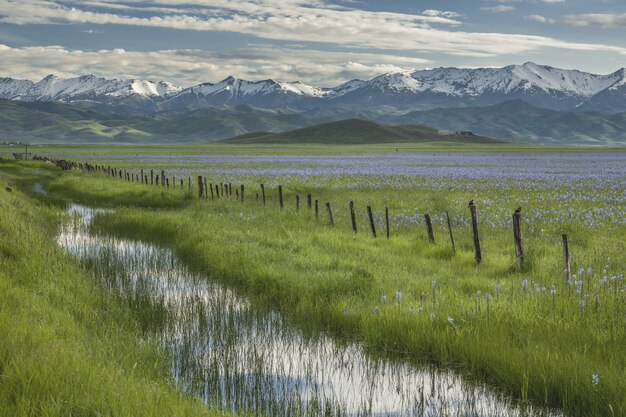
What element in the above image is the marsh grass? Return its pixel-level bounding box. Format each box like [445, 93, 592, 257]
[2, 155, 624, 417]
[0, 163, 219, 416]
[60, 203, 564, 417]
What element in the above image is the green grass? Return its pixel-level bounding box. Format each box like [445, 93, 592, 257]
[0, 163, 221, 416]
[221, 118, 501, 144]
[22, 157, 625, 417]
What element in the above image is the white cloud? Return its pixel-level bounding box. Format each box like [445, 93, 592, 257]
[562, 13, 626, 28]
[481, 6, 515, 12]
[0, 43, 432, 86]
[422, 9, 462, 19]
[525, 14, 556, 24]
[0, 0, 623, 59]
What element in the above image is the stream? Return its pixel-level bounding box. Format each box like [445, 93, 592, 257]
[57, 203, 561, 417]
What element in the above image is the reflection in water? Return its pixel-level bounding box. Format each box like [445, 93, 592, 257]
[58, 204, 560, 417]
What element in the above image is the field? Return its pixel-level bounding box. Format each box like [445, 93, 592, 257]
[0, 144, 624, 417]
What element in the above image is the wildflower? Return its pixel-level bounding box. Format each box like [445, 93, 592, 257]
[587, 267, 592, 278]
[343, 309, 349, 317]
[373, 306, 379, 313]
[447, 316, 454, 325]
[476, 290, 481, 298]
[551, 285, 556, 296]
[576, 280, 583, 294]
[430, 311, 435, 320]
[522, 277, 528, 290]
[417, 305, 423, 313]
[579, 300, 585, 314]
[495, 283, 500, 294]
[395, 290, 401, 303]
[541, 287, 546, 293]
[381, 295, 387, 303]
[485, 292, 492, 302]
[431, 280, 436, 289]
[592, 373, 599, 386]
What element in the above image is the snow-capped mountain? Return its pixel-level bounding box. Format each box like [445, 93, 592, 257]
[1, 62, 625, 113]
[0, 74, 181, 108]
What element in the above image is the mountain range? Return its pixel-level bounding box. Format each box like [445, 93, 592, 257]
[1, 62, 626, 145]
[2, 62, 625, 114]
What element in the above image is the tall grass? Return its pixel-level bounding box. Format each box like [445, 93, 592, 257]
[5, 156, 625, 417]
[0, 162, 220, 416]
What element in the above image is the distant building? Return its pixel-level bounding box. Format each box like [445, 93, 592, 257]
[456, 131, 475, 136]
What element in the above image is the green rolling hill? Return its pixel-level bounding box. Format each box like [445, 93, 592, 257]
[220, 119, 501, 144]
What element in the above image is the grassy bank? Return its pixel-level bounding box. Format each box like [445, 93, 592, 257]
[31, 160, 625, 417]
[0, 163, 219, 416]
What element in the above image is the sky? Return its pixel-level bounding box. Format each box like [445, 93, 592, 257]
[0, 0, 625, 87]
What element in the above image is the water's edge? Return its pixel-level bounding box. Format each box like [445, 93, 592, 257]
[58, 203, 561, 417]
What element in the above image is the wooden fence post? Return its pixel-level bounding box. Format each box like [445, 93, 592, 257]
[307, 193, 312, 209]
[180, 178, 183, 189]
[296, 195, 300, 211]
[229, 183, 232, 197]
[512, 208, 523, 270]
[161, 170, 165, 187]
[385, 206, 390, 239]
[261, 184, 266, 206]
[367, 206, 377, 238]
[350, 201, 357, 234]
[326, 203, 334, 225]
[562, 234, 570, 282]
[210, 183, 214, 199]
[241, 184, 244, 201]
[278, 185, 284, 209]
[315, 200, 319, 219]
[469, 200, 481, 264]
[204, 178, 208, 198]
[141, 169, 144, 183]
[188, 177, 191, 190]
[446, 210, 456, 253]
[197, 176, 203, 198]
[425, 213, 434, 243]
[215, 184, 219, 199]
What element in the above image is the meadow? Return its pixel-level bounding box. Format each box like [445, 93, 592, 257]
[0, 145, 624, 417]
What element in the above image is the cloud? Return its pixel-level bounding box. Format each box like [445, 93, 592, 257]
[562, 13, 626, 28]
[422, 9, 462, 19]
[0, 0, 625, 68]
[481, 6, 515, 12]
[0, 43, 432, 86]
[525, 14, 556, 24]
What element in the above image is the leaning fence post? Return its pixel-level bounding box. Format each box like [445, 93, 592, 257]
[385, 206, 390, 239]
[210, 183, 214, 199]
[367, 206, 377, 238]
[425, 213, 434, 243]
[469, 200, 481, 264]
[326, 203, 334, 225]
[197, 176, 203, 198]
[278, 185, 284, 209]
[512, 208, 523, 270]
[261, 184, 266, 206]
[350, 201, 357, 234]
[446, 210, 456, 253]
[562, 234, 570, 282]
